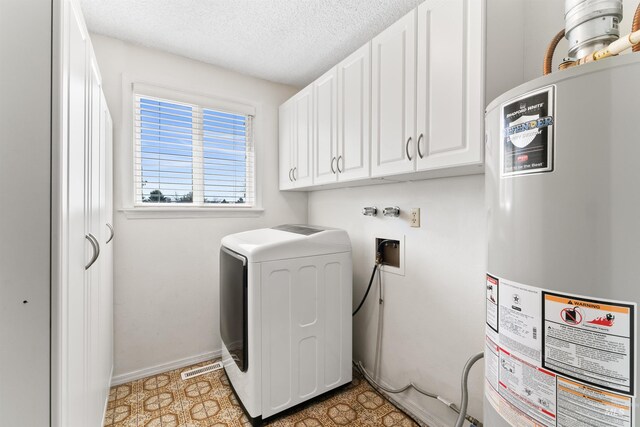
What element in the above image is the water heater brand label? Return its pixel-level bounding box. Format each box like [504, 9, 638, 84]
[485, 274, 636, 427]
[500, 86, 555, 177]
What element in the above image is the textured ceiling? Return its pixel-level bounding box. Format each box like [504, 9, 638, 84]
[80, 0, 424, 87]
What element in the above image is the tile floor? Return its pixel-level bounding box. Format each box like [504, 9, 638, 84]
[104, 359, 419, 427]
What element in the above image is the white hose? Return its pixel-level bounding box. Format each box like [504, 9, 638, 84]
[454, 352, 484, 427]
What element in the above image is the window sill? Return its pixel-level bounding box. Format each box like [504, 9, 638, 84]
[120, 207, 265, 220]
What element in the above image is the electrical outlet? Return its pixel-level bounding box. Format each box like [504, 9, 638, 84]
[410, 208, 420, 228]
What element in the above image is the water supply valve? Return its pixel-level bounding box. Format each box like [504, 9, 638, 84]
[362, 206, 378, 216]
[382, 206, 400, 217]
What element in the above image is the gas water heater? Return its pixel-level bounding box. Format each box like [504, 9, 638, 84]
[484, 2, 640, 426]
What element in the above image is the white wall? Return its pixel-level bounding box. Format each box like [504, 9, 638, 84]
[0, 1, 51, 425]
[90, 34, 307, 380]
[309, 177, 487, 426]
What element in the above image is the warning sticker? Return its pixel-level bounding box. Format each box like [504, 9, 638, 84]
[498, 348, 557, 426]
[487, 274, 499, 334]
[499, 279, 542, 365]
[543, 292, 635, 395]
[557, 377, 632, 427]
[485, 273, 637, 427]
[486, 336, 500, 393]
[500, 86, 555, 177]
[486, 380, 548, 427]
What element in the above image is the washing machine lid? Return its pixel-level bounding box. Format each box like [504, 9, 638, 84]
[221, 225, 351, 262]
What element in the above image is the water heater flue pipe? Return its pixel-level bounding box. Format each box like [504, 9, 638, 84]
[544, 0, 629, 74]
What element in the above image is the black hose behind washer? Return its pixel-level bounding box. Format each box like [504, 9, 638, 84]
[352, 263, 379, 316]
[352, 239, 394, 316]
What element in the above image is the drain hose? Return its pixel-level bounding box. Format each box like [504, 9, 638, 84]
[454, 352, 484, 427]
[356, 360, 483, 427]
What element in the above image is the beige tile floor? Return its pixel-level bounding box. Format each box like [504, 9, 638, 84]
[104, 360, 419, 427]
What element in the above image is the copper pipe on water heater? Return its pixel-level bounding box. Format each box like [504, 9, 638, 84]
[633, 3, 640, 52]
[543, 29, 566, 75]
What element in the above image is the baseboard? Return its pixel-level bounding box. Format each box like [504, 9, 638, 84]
[111, 350, 222, 386]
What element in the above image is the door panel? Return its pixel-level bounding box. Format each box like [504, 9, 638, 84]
[87, 53, 103, 427]
[65, 2, 88, 426]
[100, 95, 114, 408]
[416, 0, 484, 170]
[338, 42, 371, 182]
[278, 100, 294, 190]
[261, 253, 351, 418]
[294, 87, 313, 187]
[313, 67, 338, 185]
[371, 10, 416, 177]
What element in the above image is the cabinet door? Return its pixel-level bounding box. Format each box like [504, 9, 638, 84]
[371, 10, 416, 177]
[87, 51, 105, 427]
[337, 42, 371, 182]
[293, 86, 313, 187]
[99, 91, 114, 422]
[313, 67, 338, 185]
[416, 0, 484, 171]
[279, 100, 295, 190]
[65, 2, 89, 426]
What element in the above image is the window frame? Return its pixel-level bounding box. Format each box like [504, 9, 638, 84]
[123, 81, 263, 218]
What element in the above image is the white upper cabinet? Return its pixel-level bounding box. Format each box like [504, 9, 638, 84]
[415, 0, 484, 171]
[278, 100, 295, 190]
[337, 42, 371, 182]
[293, 86, 314, 187]
[279, 86, 314, 190]
[313, 42, 372, 186]
[371, 10, 416, 178]
[313, 67, 338, 185]
[278, 0, 487, 190]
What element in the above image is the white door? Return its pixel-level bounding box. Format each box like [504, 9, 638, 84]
[337, 42, 371, 182]
[65, 2, 88, 426]
[313, 67, 338, 185]
[100, 93, 114, 399]
[87, 52, 104, 427]
[416, 0, 484, 171]
[278, 100, 295, 190]
[293, 86, 313, 187]
[371, 10, 417, 178]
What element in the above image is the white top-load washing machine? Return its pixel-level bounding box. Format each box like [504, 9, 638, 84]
[219, 224, 352, 424]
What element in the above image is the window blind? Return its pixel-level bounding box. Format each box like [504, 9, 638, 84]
[134, 94, 254, 206]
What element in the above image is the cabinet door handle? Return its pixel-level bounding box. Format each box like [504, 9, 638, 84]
[406, 137, 413, 161]
[85, 233, 100, 270]
[293, 167, 297, 181]
[289, 168, 293, 182]
[417, 133, 424, 159]
[106, 223, 114, 244]
[337, 156, 343, 173]
[331, 157, 337, 174]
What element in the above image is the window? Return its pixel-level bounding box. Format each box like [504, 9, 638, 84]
[133, 93, 255, 207]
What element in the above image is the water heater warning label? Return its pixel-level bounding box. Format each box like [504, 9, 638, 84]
[501, 86, 555, 177]
[543, 292, 635, 395]
[485, 274, 636, 427]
